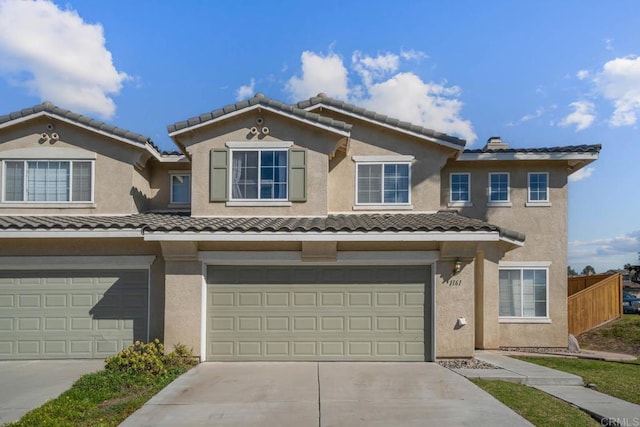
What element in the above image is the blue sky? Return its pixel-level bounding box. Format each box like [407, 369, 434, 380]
[0, 0, 638, 272]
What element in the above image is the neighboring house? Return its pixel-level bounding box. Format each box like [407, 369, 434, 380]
[0, 94, 600, 361]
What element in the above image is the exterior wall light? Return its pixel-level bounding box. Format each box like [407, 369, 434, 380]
[453, 259, 462, 275]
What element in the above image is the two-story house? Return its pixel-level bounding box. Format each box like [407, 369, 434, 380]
[0, 94, 599, 361]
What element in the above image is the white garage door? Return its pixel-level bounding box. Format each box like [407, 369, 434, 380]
[207, 265, 431, 361]
[0, 270, 148, 360]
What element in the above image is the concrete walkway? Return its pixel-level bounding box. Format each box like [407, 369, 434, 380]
[0, 360, 103, 425]
[453, 351, 640, 425]
[121, 362, 532, 426]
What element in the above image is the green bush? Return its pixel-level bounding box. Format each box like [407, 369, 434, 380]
[105, 339, 197, 376]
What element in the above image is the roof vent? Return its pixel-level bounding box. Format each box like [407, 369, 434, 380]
[484, 136, 509, 150]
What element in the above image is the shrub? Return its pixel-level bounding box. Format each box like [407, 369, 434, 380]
[105, 340, 198, 377]
[105, 339, 167, 376]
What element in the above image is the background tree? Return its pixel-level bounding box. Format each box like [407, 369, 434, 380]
[567, 266, 578, 276]
[581, 265, 596, 276]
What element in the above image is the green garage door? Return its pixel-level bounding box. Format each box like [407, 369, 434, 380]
[0, 270, 148, 360]
[207, 265, 431, 361]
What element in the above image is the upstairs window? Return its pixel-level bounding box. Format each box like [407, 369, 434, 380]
[230, 149, 288, 200]
[528, 172, 549, 202]
[450, 173, 470, 204]
[3, 160, 93, 203]
[356, 162, 410, 205]
[488, 172, 509, 202]
[171, 173, 191, 204]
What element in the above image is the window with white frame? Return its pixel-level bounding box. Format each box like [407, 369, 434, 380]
[499, 267, 548, 318]
[356, 162, 410, 205]
[230, 149, 288, 200]
[489, 172, 509, 202]
[170, 173, 191, 204]
[450, 173, 470, 203]
[528, 172, 549, 202]
[3, 160, 93, 203]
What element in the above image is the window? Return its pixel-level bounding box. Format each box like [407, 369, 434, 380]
[3, 160, 92, 203]
[499, 267, 548, 318]
[356, 163, 410, 205]
[450, 173, 470, 203]
[230, 149, 287, 200]
[528, 172, 548, 202]
[489, 172, 509, 202]
[171, 173, 191, 204]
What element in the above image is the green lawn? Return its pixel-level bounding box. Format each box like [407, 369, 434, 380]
[8, 341, 197, 427]
[514, 356, 640, 405]
[472, 379, 599, 427]
[578, 314, 640, 356]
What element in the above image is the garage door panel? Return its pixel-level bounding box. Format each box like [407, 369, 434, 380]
[207, 266, 430, 361]
[0, 270, 148, 360]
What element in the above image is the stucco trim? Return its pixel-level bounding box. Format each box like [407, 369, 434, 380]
[499, 261, 552, 268]
[0, 255, 156, 270]
[305, 104, 465, 152]
[146, 231, 505, 242]
[0, 230, 142, 238]
[0, 147, 96, 160]
[199, 250, 440, 265]
[226, 141, 294, 149]
[352, 155, 415, 162]
[168, 104, 351, 138]
[226, 201, 293, 207]
[498, 317, 552, 324]
[458, 152, 599, 161]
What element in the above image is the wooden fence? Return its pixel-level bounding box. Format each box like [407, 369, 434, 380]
[567, 273, 622, 336]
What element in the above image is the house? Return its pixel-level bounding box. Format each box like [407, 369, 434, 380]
[0, 94, 600, 361]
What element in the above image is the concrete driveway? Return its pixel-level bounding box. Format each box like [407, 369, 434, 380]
[121, 362, 532, 427]
[0, 360, 103, 425]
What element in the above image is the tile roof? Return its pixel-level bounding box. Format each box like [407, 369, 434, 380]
[463, 144, 602, 154]
[0, 102, 160, 151]
[295, 93, 467, 148]
[167, 93, 353, 135]
[0, 212, 524, 243]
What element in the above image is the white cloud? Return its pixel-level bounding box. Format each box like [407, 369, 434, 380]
[285, 51, 349, 100]
[0, 0, 129, 119]
[605, 38, 614, 51]
[236, 78, 255, 101]
[594, 55, 640, 127]
[506, 108, 545, 126]
[284, 49, 476, 144]
[400, 49, 428, 61]
[568, 166, 594, 182]
[576, 70, 589, 80]
[569, 230, 640, 271]
[558, 101, 596, 131]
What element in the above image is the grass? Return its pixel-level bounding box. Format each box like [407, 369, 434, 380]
[472, 379, 599, 427]
[578, 314, 640, 356]
[514, 356, 640, 405]
[7, 341, 197, 427]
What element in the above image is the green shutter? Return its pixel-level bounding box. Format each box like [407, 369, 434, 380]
[210, 149, 228, 202]
[289, 148, 307, 202]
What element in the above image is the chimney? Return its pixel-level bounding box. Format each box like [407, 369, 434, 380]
[484, 136, 509, 150]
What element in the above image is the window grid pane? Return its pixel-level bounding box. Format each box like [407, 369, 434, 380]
[231, 150, 287, 200]
[383, 164, 409, 203]
[499, 268, 547, 317]
[529, 173, 548, 201]
[357, 163, 409, 204]
[490, 173, 509, 201]
[27, 161, 70, 202]
[171, 175, 191, 204]
[451, 173, 469, 202]
[72, 162, 92, 202]
[4, 161, 24, 201]
[357, 164, 382, 204]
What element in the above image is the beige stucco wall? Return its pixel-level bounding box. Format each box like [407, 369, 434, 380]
[174, 112, 344, 217]
[147, 159, 191, 211]
[0, 117, 153, 214]
[442, 160, 570, 347]
[0, 238, 165, 341]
